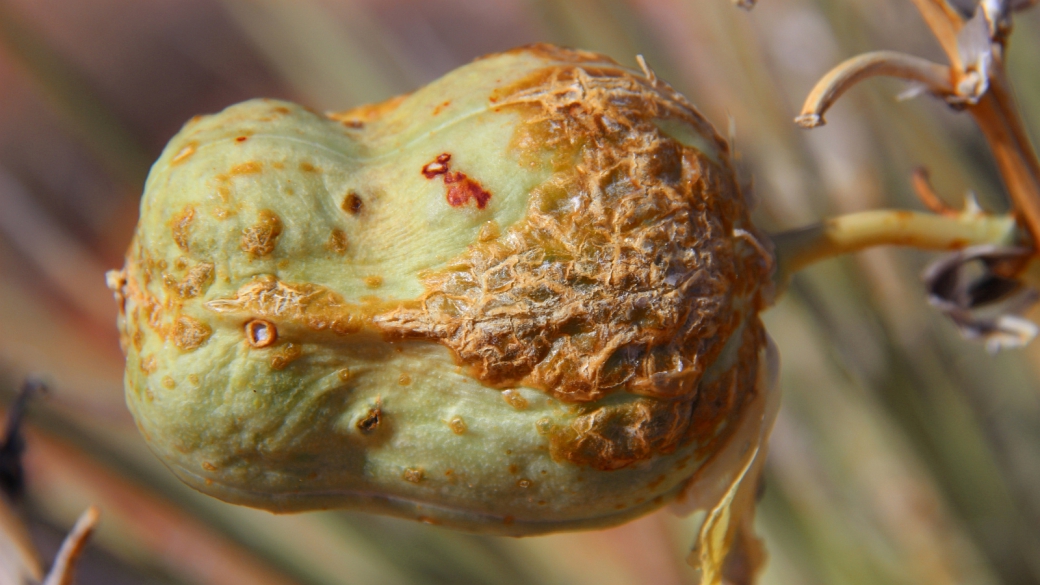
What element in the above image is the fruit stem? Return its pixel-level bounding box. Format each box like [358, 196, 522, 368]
[770, 209, 1019, 293]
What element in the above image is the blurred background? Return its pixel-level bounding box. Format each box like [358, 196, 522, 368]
[0, 0, 1038, 583]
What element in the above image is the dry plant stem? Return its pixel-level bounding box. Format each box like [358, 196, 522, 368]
[795, 51, 953, 127]
[41, 505, 100, 585]
[906, 0, 964, 65]
[771, 209, 1018, 289]
[969, 73, 1040, 244]
[911, 167, 959, 215]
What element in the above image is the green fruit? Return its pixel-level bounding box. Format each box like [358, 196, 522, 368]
[108, 44, 773, 535]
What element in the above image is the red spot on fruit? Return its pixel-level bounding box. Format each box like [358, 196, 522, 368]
[421, 153, 492, 209]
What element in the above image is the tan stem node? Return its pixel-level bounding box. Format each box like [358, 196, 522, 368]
[795, 51, 953, 128]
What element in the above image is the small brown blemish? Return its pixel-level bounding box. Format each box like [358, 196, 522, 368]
[647, 475, 666, 489]
[326, 229, 349, 254]
[162, 376, 176, 389]
[235, 136, 248, 143]
[241, 209, 282, 257]
[449, 416, 467, 435]
[365, 275, 383, 288]
[421, 153, 451, 178]
[403, 467, 424, 483]
[299, 162, 319, 173]
[202, 462, 217, 471]
[140, 355, 157, 374]
[171, 141, 197, 165]
[516, 478, 533, 489]
[421, 153, 493, 209]
[357, 407, 382, 434]
[171, 206, 195, 252]
[337, 368, 351, 382]
[188, 374, 200, 385]
[343, 192, 364, 215]
[502, 389, 528, 410]
[478, 220, 500, 242]
[271, 343, 302, 370]
[508, 464, 520, 474]
[245, 320, 277, 348]
[172, 315, 211, 351]
[230, 161, 263, 176]
[173, 263, 214, 298]
[503, 515, 515, 526]
[432, 100, 451, 116]
[398, 373, 411, 386]
[535, 417, 554, 436]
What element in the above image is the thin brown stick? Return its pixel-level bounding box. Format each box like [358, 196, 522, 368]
[41, 506, 100, 585]
[968, 78, 1040, 245]
[796, 51, 953, 128]
[911, 167, 959, 216]
[906, 0, 965, 67]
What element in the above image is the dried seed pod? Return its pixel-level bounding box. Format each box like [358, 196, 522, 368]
[107, 44, 774, 536]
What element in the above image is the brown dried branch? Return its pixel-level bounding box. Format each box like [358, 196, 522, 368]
[911, 167, 960, 216]
[41, 506, 100, 585]
[795, 51, 953, 128]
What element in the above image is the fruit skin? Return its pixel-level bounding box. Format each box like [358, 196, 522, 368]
[108, 44, 771, 535]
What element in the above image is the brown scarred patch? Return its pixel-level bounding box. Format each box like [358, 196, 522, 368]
[403, 467, 424, 483]
[172, 315, 212, 351]
[377, 52, 763, 405]
[326, 229, 349, 254]
[171, 206, 195, 252]
[271, 342, 302, 370]
[204, 276, 405, 335]
[230, 161, 262, 175]
[164, 263, 214, 298]
[548, 317, 763, 470]
[241, 209, 282, 257]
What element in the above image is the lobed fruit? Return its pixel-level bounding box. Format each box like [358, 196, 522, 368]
[109, 44, 774, 535]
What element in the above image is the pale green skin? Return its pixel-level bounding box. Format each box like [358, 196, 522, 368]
[119, 49, 759, 535]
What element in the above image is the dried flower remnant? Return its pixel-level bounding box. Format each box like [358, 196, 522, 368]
[780, 0, 1040, 346]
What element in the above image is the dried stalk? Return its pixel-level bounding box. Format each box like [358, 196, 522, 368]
[771, 209, 1018, 290]
[779, 0, 1040, 281]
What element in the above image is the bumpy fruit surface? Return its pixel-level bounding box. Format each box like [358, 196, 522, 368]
[109, 44, 773, 535]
